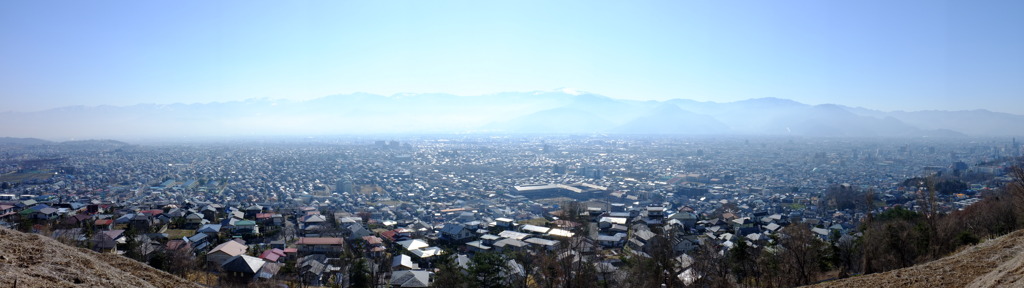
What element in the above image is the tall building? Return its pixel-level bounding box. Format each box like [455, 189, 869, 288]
[1014, 138, 1020, 158]
[336, 178, 354, 194]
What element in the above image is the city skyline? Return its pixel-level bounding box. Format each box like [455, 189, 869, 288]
[2, 1, 1023, 114]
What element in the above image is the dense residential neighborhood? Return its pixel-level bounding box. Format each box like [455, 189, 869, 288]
[0, 136, 1021, 287]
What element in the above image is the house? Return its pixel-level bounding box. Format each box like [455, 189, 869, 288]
[362, 236, 385, 257]
[270, 239, 286, 250]
[396, 239, 430, 251]
[270, 214, 284, 226]
[188, 233, 212, 252]
[229, 209, 245, 220]
[207, 240, 248, 266]
[259, 248, 287, 262]
[201, 206, 218, 221]
[519, 224, 551, 235]
[197, 224, 222, 238]
[298, 254, 329, 286]
[673, 236, 701, 253]
[381, 229, 411, 242]
[646, 205, 667, 220]
[130, 213, 155, 232]
[546, 228, 575, 238]
[480, 234, 501, 246]
[0, 204, 14, 214]
[628, 226, 656, 252]
[0, 204, 15, 220]
[220, 217, 239, 230]
[301, 214, 327, 227]
[21, 205, 58, 220]
[466, 240, 491, 252]
[295, 206, 318, 218]
[257, 262, 282, 280]
[243, 204, 264, 219]
[15, 199, 36, 209]
[811, 227, 831, 240]
[495, 217, 515, 229]
[185, 213, 206, 229]
[132, 234, 163, 262]
[300, 214, 328, 236]
[62, 213, 91, 227]
[438, 223, 474, 243]
[84, 204, 104, 214]
[221, 255, 266, 283]
[139, 209, 163, 218]
[91, 229, 125, 253]
[524, 238, 559, 251]
[597, 233, 626, 248]
[155, 213, 173, 225]
[94, 219, 114, 230]
[736, 226, 761, 239]
[295, 237, 345, 256]
[347, 223, 372, 240]
[598, 217, 628, 230]
[455, 254, 471, 270]
[391, 270, 432, 287]
[410, 246, 444, 259]
[492, 238, 528, 252]
[497, 230, 530, 241]
[255, 213, 275, 225]
[51, 228, 86, 244]
[732, 218, 756, 232]
[392, 254, 420, 270]
[232, 220, 258, 235]
[668, 212, 698, 229]
[114, 213, 135, 224]
[166, 239, 191, 255]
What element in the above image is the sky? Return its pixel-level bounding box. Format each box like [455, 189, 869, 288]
[1, 1, 1022, 114]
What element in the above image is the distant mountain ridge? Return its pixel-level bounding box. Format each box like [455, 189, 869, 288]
[2, 91, 1022, 140]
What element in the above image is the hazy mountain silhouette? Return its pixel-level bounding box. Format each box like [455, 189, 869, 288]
[0, 137, 52, 145]
[2, 90, 1017, 140]
[487, 107, 614, 134]
[611, 104, 731, 134]
[842, 108, 1024, 137]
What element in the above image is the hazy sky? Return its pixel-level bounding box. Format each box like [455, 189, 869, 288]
[1, 1, 1022, 114]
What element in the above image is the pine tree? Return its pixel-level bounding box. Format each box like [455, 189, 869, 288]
[432, 254, 469, 288]
[468, 252, 507, 288]
[348, 258, 370, 288]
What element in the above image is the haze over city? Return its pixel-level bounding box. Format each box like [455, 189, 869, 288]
[2, 0, 1023, 118]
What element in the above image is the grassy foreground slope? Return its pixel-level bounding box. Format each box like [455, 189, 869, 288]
[811, 228, 1024, 288]
[0, 226, 203, 288]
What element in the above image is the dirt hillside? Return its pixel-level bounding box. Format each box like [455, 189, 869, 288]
[811, 229, 1024, 288]
[0, 226, 203, 288]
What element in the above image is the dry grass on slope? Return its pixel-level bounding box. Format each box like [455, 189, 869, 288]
[810, 229, 1024, 288]
[0, 226, 203, 288]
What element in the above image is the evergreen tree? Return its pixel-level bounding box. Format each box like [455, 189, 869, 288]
[123, 227, 141, 261]
[432, 254, 469, 288]
[349, 258, 370, 288]
[468, 252, 507, 288]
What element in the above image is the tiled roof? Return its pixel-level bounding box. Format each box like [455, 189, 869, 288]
[210, 240, 248, 256]
[296, 237, 344, 245]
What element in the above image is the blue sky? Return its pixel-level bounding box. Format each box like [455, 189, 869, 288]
[1, 1, 1022, 114]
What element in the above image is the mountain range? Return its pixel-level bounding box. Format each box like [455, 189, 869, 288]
[3, 90, 1022, 140]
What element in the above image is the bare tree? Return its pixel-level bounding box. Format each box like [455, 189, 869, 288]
[777, 224, 824, 286]
[690, 241, 732, 288]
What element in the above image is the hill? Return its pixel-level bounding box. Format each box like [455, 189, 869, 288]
[0, 227, 202, 288]
[0, 137, 52, 145]
[811, 228, 1024, 288]
[4, 91, 1019, 139]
